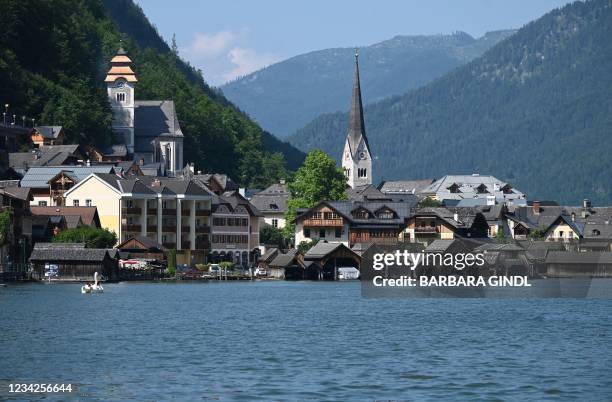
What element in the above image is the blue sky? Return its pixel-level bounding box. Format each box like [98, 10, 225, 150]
[135, 0, 573, 86]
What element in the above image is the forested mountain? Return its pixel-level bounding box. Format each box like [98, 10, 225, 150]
[221, 30, 514, 137]
[0, 0, 304, 188]
[289, 0, 612, 205]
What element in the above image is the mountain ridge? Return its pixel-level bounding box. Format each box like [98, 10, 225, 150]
[221, 30, 515, 137]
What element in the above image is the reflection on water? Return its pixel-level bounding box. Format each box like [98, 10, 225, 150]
[1, 281, 611, 401]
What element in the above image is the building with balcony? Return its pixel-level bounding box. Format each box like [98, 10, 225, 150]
[63, 173, 213, 264]
[404, 207, 489, 245]
[295, 200, 417, 248]
[210, 191, 261, 268]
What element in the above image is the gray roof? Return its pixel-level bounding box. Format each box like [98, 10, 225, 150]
[20, 166, 114, 188]
[134, 100, 183, 154]
[425, 240, 456, 253]
[250, 183, 289, 213]
[300, 200, 417, 227]
[411, 207, 484, 229]
[117, 235, 165, 251]
[87, 173, 214, 198]
[305, 242, 357, 260]
[420, 174, 525, 202]
[34, 126, 63, 139]
[0, 186, 31, 201]
[9, 150, 76, 171]
[269, 249, 299, 267]
[100, 144, 128, 157]
[29, 243, 113, 262]
[473, 243, 524, 252]
[378, 179, 433, 194]
[260, 247, 279, 263]
[214, 191, 261, 216]
[546, 251, 612, 265]
[193, 173, 239, 192]
[347, 184, 392, 202]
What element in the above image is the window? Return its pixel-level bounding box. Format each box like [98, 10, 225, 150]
[85, 199, 92, 207]
[304, 228, 311, 238]
[335, 228, 342, 238]
[73, 200, 79, 207]
[559, 231, 564, 238]
[213, 217, 225, 226]
[272, 219, 278, 228]
[319, 229, 325, 238]
[357, 168, 367, 178]
[116, 92, 126, 102]
[38, 201, 47, 206]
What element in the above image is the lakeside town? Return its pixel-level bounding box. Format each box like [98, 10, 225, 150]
[1, 47, 611, 284]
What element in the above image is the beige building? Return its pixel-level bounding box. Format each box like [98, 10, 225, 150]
[64, 173, 213, 263]
[210, 191, 262, 268]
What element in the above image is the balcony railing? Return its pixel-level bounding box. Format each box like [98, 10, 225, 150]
[414, 227, 439, 233]
[303, 218, 344, 227]
[181, 209, 191, 216]
[162, 208, 176, 215]
[196, 210, 211, 216]
[181, 226, 191, 233]
[181, 241, 191, 249]
[147, 225, 157, 232]
[162, 225, 177, 232]
[162, 242, 176, 249]
[147, 208, 157, 215]
[124, 207, 141, 215]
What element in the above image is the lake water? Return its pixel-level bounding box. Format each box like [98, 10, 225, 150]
[1, 281, 611, 401]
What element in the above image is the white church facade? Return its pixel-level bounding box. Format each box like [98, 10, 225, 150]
[342, 51, 373, 189]
[105, 47, 183, 174]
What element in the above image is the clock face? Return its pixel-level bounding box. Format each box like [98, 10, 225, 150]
[359, 151, 367, 160]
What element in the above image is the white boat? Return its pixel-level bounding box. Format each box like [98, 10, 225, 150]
[338, 267, 360, 280]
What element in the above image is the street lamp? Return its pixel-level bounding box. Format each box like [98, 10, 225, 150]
[22, 115, 25, 127]
[31, 118, 35, 128]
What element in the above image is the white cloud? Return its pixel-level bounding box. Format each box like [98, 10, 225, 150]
[180, 30, 281, 86]
[223, 47, 281, 83]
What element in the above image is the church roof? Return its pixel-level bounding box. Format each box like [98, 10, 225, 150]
[346, 51, 370, 156]
[133, 100, 183, 154]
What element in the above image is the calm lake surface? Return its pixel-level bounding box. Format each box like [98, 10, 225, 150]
[1, 281, 611, 401]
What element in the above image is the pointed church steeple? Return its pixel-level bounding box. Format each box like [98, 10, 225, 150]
[342, 49, 372, 188]
[347, 49, 368, 154]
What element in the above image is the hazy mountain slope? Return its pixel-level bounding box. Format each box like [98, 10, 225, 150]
[289, 0, 612, 205]
[221, 31, 515, 137]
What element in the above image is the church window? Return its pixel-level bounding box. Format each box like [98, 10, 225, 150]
[116, 92, 126, 102]
[357, 168, 367, 178]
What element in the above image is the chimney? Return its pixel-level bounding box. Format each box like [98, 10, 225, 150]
[486, 195, 495, 206]
[197, 170, 202, 175]
[453, 212, 459, 222]
[583, 199, 591, 210]
[151, 179, 161, 187]
[86, 159, 91, 167]
[189, 163, 194, 173]
[571, 212, 576, 222]
[532, 200, 541, 215]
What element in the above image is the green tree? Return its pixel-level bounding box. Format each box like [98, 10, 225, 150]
[283, 150, 347, 238]
[495, 229, 510, 244]
[0, 209, 13, 246]
[528, 226, 548, 240]
[52, 226, 117, 248]
[297, 239, 319, 254]
[260, 224, 286, 249]
[418, 197, 443, 207]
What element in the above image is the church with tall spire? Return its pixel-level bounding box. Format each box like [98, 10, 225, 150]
[342, 50, 372, 189]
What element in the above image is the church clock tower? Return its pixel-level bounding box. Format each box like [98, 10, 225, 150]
[342, 50, 372, 188]
[105, 47, 138, 154]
